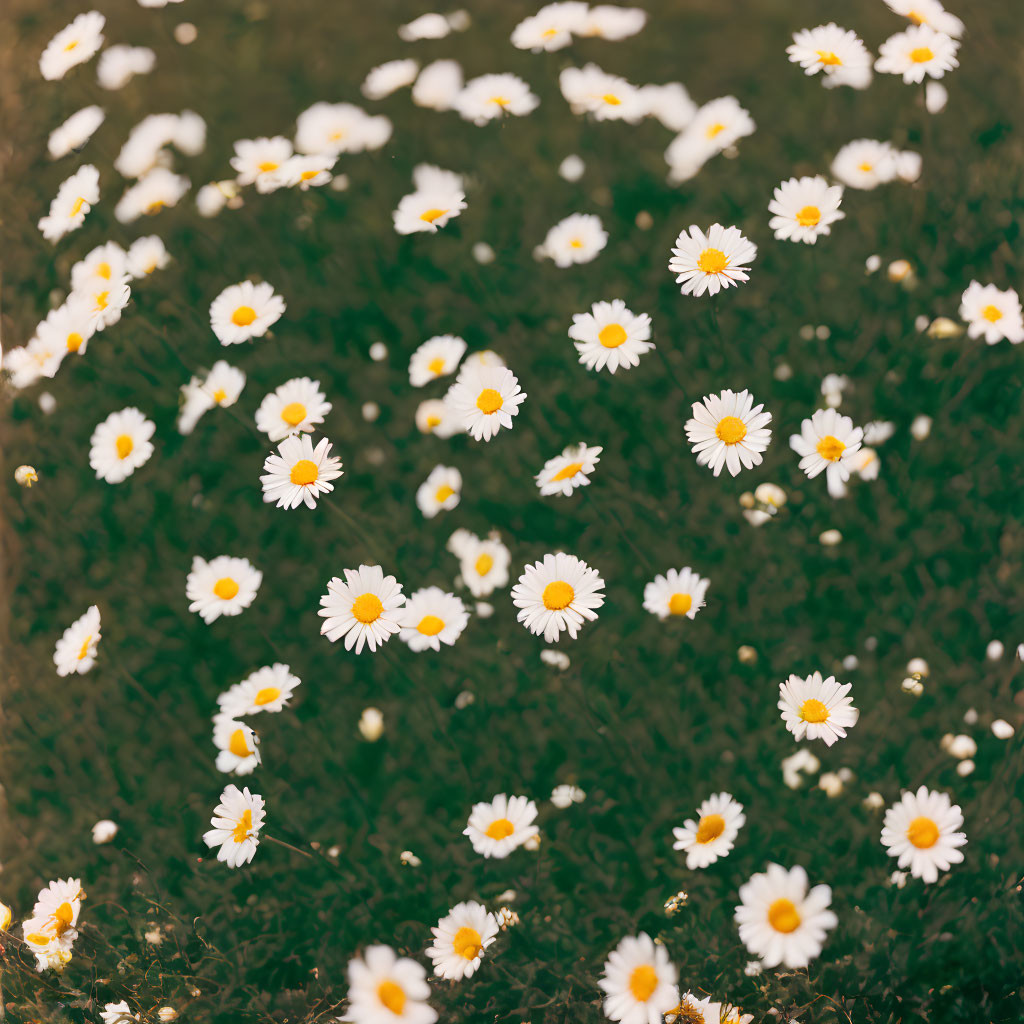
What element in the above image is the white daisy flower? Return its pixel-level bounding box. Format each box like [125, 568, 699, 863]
[346, 944, 437, 1024]
[202, 784, 265, 868]
[77, 273, 132, 334]
[126, 235, 170, 278]
[99, 1003, 139, 1024]
[637, 83, 696, 132]
[536, 443, 602, 496]
[186, 555, 263, 624]
[830, 139, 898, 190]
[38, 164, 99, 242]
[450, 530, 511, 597]
[415, 465, 462, 518]
[882, 0, 964, 38]
[685, 95, 755, 152]
[28, 878, 86, 947]
[959, 281, 1024, 344]
[735, 864, 838, 969]
[412, 59, 464, 111]
[426, 900, 499, 980]
[218, 663, 301, 718]
[875, 24, 959, 83]
[71, 241, 128, 293]
[598, 932, 679, 1024]
[35, 297, 97, 360]
[569, 300, 653, 373]
[114, 167, 190, 224]
[114, 113, 182, 178]
[579, 5, 647, 39]
[409, 334, 467, 386]
[669, 224, 757, 297]
[541, 213, 608, 267]
[97, 44, 156, 90]
[415, 398, 462, 437]
[255, 377, 331, 440]
[53, 605, 102, 677]
[880, 785, 967, 883]
[230, 136, 294, 193]
[89, 408, 155, 484]
[455, 73, 540, 125]
[399, 586, 470, 652]
[550, 784, 586, 808]
[260, 435, 343, 510]
[399, 12, 450, 40]
[362, 59, 420, 100]
[778, 672, 859, 746]
[393, 188, 467, 235]
[48, 106, 105, 159]
[446, 363, 526, 441]
[210, 280, 286, 345]
[672, 792, 745, 870]
[294, 102, 393, 156]
[213, 717, 261, 776]
[464, 794, 539, 858]
[684, 389, 772, 477]
[511, 553, 605, 642]
[558, 64, 645, 122]
[786, 24, 872, 84]
[511, 3, 587, 51]
[789, 408, 864, 497]
[40, 11, 105, 81]
[642, 567, 709, 620]
[318, 565, 406, 653]
[282, 154, 335, 190]
[768, 176, 845, 244]
[177, 360, 246, 435]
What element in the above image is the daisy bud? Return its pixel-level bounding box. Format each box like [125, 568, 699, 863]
[925, 82, 948, 113]
[910, 415, 932, 440]
[956, 759, 975, 777]
[948, 735, 976, 760]
[865, 254, 881, 274]
[145, 929, 163, 945]
[992, 719, 1014, 740]
[737, 645, 758, 664]
[907, 657, 930, 676]
[927, 316, 963, 338]
[92, 819, 118, 844]
[986, 640, 1004, 660]
[15, 465, 39, 487]
[472, 242, 495, 264]
[864, 792, 885, 809]
[843, 655, 859, 670]
[558, 155, 585, 182]
[454, 690, 474, 709]
[400, 850, 421, 867]
[369, 342, 388, 362]
[497, 907, 520, 929]
[887, 259, 914, 283]
[174, 23, 198, 45]
[475, 601, 495, 619]
[964, 708, 978, 725]
[39, 392, 56, 414]
[358, 707, 384, 742]
[744, 960, 763, 977]
[157, 1009, 178, 1023]
[819, 529, 843, 546]
[901, 676, 924, 696]
[523, 832, 542, 852]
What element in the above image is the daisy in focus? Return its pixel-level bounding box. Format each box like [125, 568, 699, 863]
[186, 555, 263, 624]
[218, 663, 301, 718]
[446, 363, 526, 441]
[875, 24, 959, 83]
[27, 877, 86, 945]
[213, 717, 260, 775]
[53, 605, 102, 677]
[346, 944, 437, 1024]
[786, 24, 872, 86]
[672, 792, 745, 870]
[202, 784, 265, 868]
[669, 224, 757, 297]
[255, 377, 332, 441]
[598, 933, 679, 1024]
[535, 442, 602, 496]
[398, 586, 470, 652]
[260, 435, 343, 510]
[511, 553, 605, 642]
[768, 176, 845, 244]
[569, 300, 653, 373]
[448, 529, 511, 597]
[210, 281, 286, 345]
[40, 11, 105, 81]
[642, 567, 709, 620]
[778, 672, 859, 747]
[464, 794, 539, 858]
[38, 165, 100, 242]
[89, 408, 155, 484]
[684, 390, 772, 477]
[959, 281, 1024, 344]
[415, 464, 462, 518]
[455, 73, 540, 124]
[789, 408, 864, 497]
[541, 213, 608, 267]
[426, 900, 499, 981]
[318, 565, 406, 653]
[409, 334, 467, 386]
[880, 785, 967, 883]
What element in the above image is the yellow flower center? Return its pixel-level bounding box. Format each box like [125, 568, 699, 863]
[816, 435, 846, 461]
[697, 248, 728, 274]
[115, 434, 134, 459]
[257, 161, 279, 173]
[705, 122, 726, 139]
[426, 415, 441, 429]
[66, 332, 84, 352]
[768, 898, 801, 934]
[715, 416, 747, 444]
[542, 27, 559, 37]
[476, 388, 503, 414]
[377, 980, 406, 1014]
[453, 926, 482, 960]
[981, 304, 1003, 323]
[419, 207, 447, 223]
[598, 323, 627, 348]
[54, 902, 75, 935]
[213, 388, 228, 404]
[800, 698, 830, 723]
[485, 817, 515, 840]
[909, 11, 925, 24]
[427, 356, 446, 375]
[70, 196, 87, 216]
[281, 401, 307, 426]
[858, 161, 874, 172]
[290, 459, 319, 486]
[568, 238, 584, 249]
[231, 809, 252, 843]
[96, 261, 111, 279]
[352, 593, 383, 624]
[254, 687, 281, 706]
[64, 39, 80, 51]
[145, 200, 166, 215]
[229, 728, 252, 757]
[815, 50, 842, 66]
[542, 581, 574, 611]
[695, 813, 726, 844]
[601, 93, 621, 105]
[910, 46, 934, 63]
[232, 305, 257, 327]
[434, 484, 455, 503]
[77, 635, 93, 660]
[628, 964, 658, 1002]
[552, 461, 584, 482]
[214, 577, 240, 600]
[668, 593, 692, 616]
[907, 816, 940, 848]
[475, 553, 494, 576]
[94, 291, 109, 310]
[796, 205, 821, 227]
[489, 95, 511, 107]
[300, 169, 320, 181]
[417, 615, 445, 636]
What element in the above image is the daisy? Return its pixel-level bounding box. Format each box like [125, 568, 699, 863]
[398, 587, 470, 652]
[830, 139, 897, 190]
[177, 361, 247, 435]
[551, 783, 586, 808]
[880, 785, 967, 883]
[399, 12, 450, 40]
[669, 224, 757, 297]
[409, 335, 467, 386]
[218, 663, 302, 718]
[875, 24, 959, 83]
[319, 565, 405, 653]
[581, 5, 647, 38]
[789, 408, 863, 497]
[48, 106, 105, 159]
[510, 4, 586, 51]
[672, 792, 745, 869]
[883, 0, 964, 38]
[536, 443, 602, 497]
[115, 113, 182, 178]
[637, 83, 696, 132]
[231, 136, 294, 193]
[294, 102, 393, 156]
[283, 154, 335, 190]
[114, 168, 190, 223]
[415, 398, 462, 437]
[256, 377, 331, 440]
[735, 864, 837, 969]
[446, 363, 526, 441]
[559, 64, 645, 122]
[426, 901, 499, 981]
[769, 176, 845, 244]
[598, 933, 679, 1024]
[261, 435, 343, 510]
[393, 188, 467, 235]
[786, 24, 872, 84]
[511, 553, 605, 642]
[450, 530, 511, 597]
[126, 235, 170, 278]
[186, 555, 262, 624]
[53, 605, 101, 677]
[569, 300, 653, 374]
[959, 282, 1024, 344]
[89, 408, 155, 484]
[100, 1003, 139, 1024]
[541, 213, 608, 267]
[642, 567, 709, 621]
[412, 59, 464, 111]
[415, 465, 462, 518]
[664, 994, 722, 1024]
[464, 794, 539, 858]
[346, 944, 437, 1024]
[362, 59, 419, 100]
[455, 73, 540, 125]
[778, 672, 859, 746]
[202, 784, 265, 868]
[38, 165, 99, 242]
[684, 390, 772, 477]
[71, 242, 128, 292]
[210, 281, 286, 345]
[29, 878, 86, 945]
[35, 298, 96, 359]
[686, 95, 756, 153]
[213, 717, 260, 775]
[97, 44, 156, 90]
[78, 273, 132, 334]
[40, 11, 105, 81]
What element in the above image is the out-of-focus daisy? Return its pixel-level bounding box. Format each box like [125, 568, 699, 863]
[455, 73, 540, 125]
[642, 567, 709, 621]
[672, 792, 745, 869]
[551, 783, 586, 808]
[446, 363, 526, 441]
[409, 335, 466, 386]
[40, 11, 105, 81]
[415, 465, 462, 518]
[35, 298, 96, 360]
[778, 672, 859, 747]
[559, 64, 645, 122]
[126, 235, 170, 278]
[78, 272, 132, 334]
[177, 360, 246, 435]
[255, 377, 331, 440]
[426, 901, 499, 981]
[89, 408, 155, 484]
[186, 555, 262, 624]
[412, 59, 464, 110]
[261, 435, 343, 510]
[684, 390, 772, 477]
[399, 12, 450, 40]
[786, 24, 872, 85]
[231, 136, 294, 193]
[959, 281, 1024, 345]
[38, 165, 99, 242]
[294, 102, 393, 156]
[346, 944, 437, 1024]
[213, 717, 260, 775]
[875, 24, 959, 83]
[511, 553, 605, 642]
[464, 794, 539, 858]
[415, 398, 462, 437]
[735, 864, 837, 969]
[399, 587, 469, 652]
[789, 408, 863, 497]
[536, 443, 602, 496]
[210, 281, 285, 345]
[569, 299, 653, 373]
[319, 565, 405, 653]
[665, 96, 755, 182]
[202, 784, 265, 868]
[97, 44, 155, 90]
[362, 59, 419, 100]
[637, 83, 696, 132]
[53, 605, 101, 677]
[393, 187, 466, 235]
[581, 4, 646, 38]
[114, 167, 190, 223]
[71, 241, 128, 292]
[449, 530, 511, 597]
[598, 933, 679, 1024]
[669, 224, 756, 297]
[541, 213, 608, 267]
[48, 106, 105, 159]
[511, 3, 586, 51]
[881, 786, 967, 883]
[218, 663, 301, 718]
[768, 176, 845, 244]
[830, 139, 897, 190]
[883, 0, 964, 37]
[282, 154, 335, 190]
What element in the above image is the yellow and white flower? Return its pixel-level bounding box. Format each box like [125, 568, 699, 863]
[455, 73, 540, 125]
[261, 435, 343, 510]
[415, 398, 462, 437]
[177, 360, 246, 435]
[294, 102, 392, 156]
[511, 553, 605, 642]
[959, 281, 1024, 345]
[319, 565, 406, 653]
[426, 900, 499, 980]
[114, 168, 190, 223]
[399, 12, 450, 40]
[218, 663, 302, 718]
[362, 59, 420, 100]
[345, 944, 437, 1024]
[559, 64, 645, 122]
[875, 24, 959, 83]
[48, 106, 105, 159]
[446, 363, 526, 441]
[786, 24, 872, 85]
[230, 136, 294, 193]
[550, 783, 586, 808]
[684, 389, 772, 477]
[669, 224, 757, 297]
[665, 95, 755, 181]
[29, 878, 86, 945]
[882, 0, 964, 38]
[880, 785, 967, 883]
[35, 297, 97, 360]
[283, 154, 335, 190]
[768, 175, 845, 244]
[255, 377, 331, 440]
[186, 555, 262, 624]
[399, 586, 470, 652]
[202, 784, 265, 868]
[38, 165, 100, 242]
[40, 11, 105, 81]
[210, 280, 286, 345]
[464, 794, 539, 858]
[598, 933, 679, 1024]
[511, 3, 586, 51]
[89, 408, 155, 484]
[53, 605, 102, 677]
[409, 335, 467, 386]
[778, 672, 859, 746]
[536, 443, 602, 496]
[100, 1002, 140, 1024]
[830, 139, 897, 190]
[580, 5, 646, 38]
[664, 993, 722, 1024]
[569, 300, 653, 373]
[393, 188, 466, 235]
[789, 408, 863, 497]
[97, 44, 156, 90]
[541, 212, 608, 267]
[642, 567, 709, 621]
[76, 272, 132, 333]
[126, 235, 170, 278]
[672, 792, 745, 869]
[415, 464, 462, 518]
[213, 717, 261, 775]
[449, 529, 511, 597]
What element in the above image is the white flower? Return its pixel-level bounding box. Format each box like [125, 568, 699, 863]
[40, 11, 105, 81]
[579, 4, 647, 39]
[412, 59, 464, 110]
[789, 408, 864, 497]
[210, 281, 286, 345]
[127, 235, 170, 278]
[362, 59, 419, 100]
[409, 334, 466, 386]
[213, 717, 261, 775]
[35, 296, 97, 360]
[48, 106, 105, 158]
[177, 361, 246, 435]
[345, 944, 437, 1024]
[786, 24, 872, 85]
[261, 435, 343, 510]
[399, 12, 450, 40]
[455, 73, 540, 125]
[415, 465, 462, 518]
[186, 555, 262, 624]
[92, 820, 118, 844]
[255, 377, 331, 440]
[318, 565, 406, 653]
[637, 83, 696, 132]
[959, 281, 1024, 344]
[598, 933, 679, 1024]
[97, 45, 155, 90]
[768, 176, 845, 244]
[282, 154, 336, 190]
[559, 64, 645, 122]
[672, 792, 745, 869]
[669, 224, 757, 297]
[450, 530, 511, 597]
[415, 398, 462, 437]
[550, 784, 586, 808]
[294, 102, 392, 156]
[38, 165, 99, 242]
[665, 96, 755, 182]
[446, 363, 526, 441]
[778, 672, 859, 746]
[114, 168, 190, 224]
[230, 136, 294, 193]
[426, 901, 499, 980]
[642, 567, 709, 620]
[541, 213, 608, 267]
[569, 300, 653, 373]
[830, 138, 898, 190]
[53, 605, 102, 676]
[100, 1002, 139, 1024]
[511, 3, 587, 51]
[883, 0, 964, 38]
[393, 188, 466, 235]
[511, 553, 605, 642]
[875, 24, 959, 83]
[89, 408, 155, 484]
[202, 785, 265, 868]
[536, 443, 602, 497]
[684, 390, 772, 477]
[399, 587, 470, 652]
[464, 794, 539, 858]
[218, 663, 302, 718]
[881, 785, 967, 883]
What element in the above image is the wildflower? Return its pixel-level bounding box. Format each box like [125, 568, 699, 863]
[412, 59, 464, 110]
[786, 24, 872, 84]
[465, 794, 539, 858]
[48, 106, 105, 158]
[53, 605, 102, 676]
[127, 235, 170, 278]
[38, 165, 99, 241]
[512, 553, 605, 642]
[642, 567, 709, 621]
[346, 945, 437, 1024]
[415, 465, 462, 518]
[446, 363, 526, 441]
[769, 176, 845, 243]
[40, 12, 105, 80]
[875, 24, 959, 83]
[218, 663, 301, 718]
[541, 213, 608, 267]
[684, 389, 772, 477]
[114, 168, 190, 223]
[426, 901, 499, 980]
[790, 408, 863, 497]
[569, 300, 653, 373]
[363, 59, 419, 99]
[92, 820, 118, 844]
[399, 587, 470, 652]
[294, 102, 392, 155]
[210, 281, 285, 345]
[89, 408, 155, 484]
[637, 83, 696, 131]
[359, 708, 384, 741]
[778, 672, 859, 746]
[213, 717, 260, 775]
[409, 335, 466, 386]
[669, 224, 757, 297]
[15, 465, 39, 487]
[550, 784, 586, 808]
[255, 377, 331, 441]
[455, 73, 540, 124]
[319, 565, 405, 653]
[959, 282, 1024, 344]
[101, 1002, 140, 1024]
[177, 361, 246, 435]
[97, 44, 156, 90]
[880, 786, 967, 883]
[261, 435, 343, 510]
[536, 443, 602, 497]
[203, 784, 265, 867]
[672, 792, 745, 869]
[598, 933, 679, 1024]
[449, 529, 511, 597]
[882, 0, 964, 37]
[186, 556, 262, 623]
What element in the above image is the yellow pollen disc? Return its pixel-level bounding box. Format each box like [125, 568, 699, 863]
[552, 461, 584, 482]
[70, 196, 87, 216]
[377, 980, 406, 1014]
[427, 356, 446, 375]
[542, 580, 574, 611]
[816, 49, 842, 66]
[281, 401, 307, 426]
[229, 729, 252, 758]
[254, 687, 281, 706]
[300, 169, 320, 181]
[94, 291, 109, 310]
[96, 261, 111, 279]
[907, 816, 940, 848]
[800, 698, 830, 723]
[54, 902, 74, 933]
[115, 434, 134, 459]
[290, 459, 319, 486]
[328, 130, 344, 141]
[715, 416, 747, 445]
[568, 238, 584, 248]
[628, 964, 658, 1002]
[488, 96, 510, 107]
[796, 205, 822, 227]
[214, 577, 239, 600]
[257, 161, 279, 172]
[64, 39, 79, 51]
[77, 635, 93, 660]
[212, 388, 227, 403]
[668, 593, 692, 616]
[598, 323, 628, 348]
[909, 11, 925, 23]
[816, 435, 846, 462]
[475, 553, 494, 576]
[981, 304, 1003, 322]
[419, 207, 447, 223]
[145, 200, 165, 214]
[485, 817, 515, 840]
[602, 93, 621, 105]
[768, 898, 801, 934]
[434, 484, 455, 503]
[231, 809, 252, 843]
[695, 813, 726, 844]
[697, 248, 728, 274]
[858, 161, 874, 172]
[910, 46, 934, 63]
[26, 933, 52, 945]
[426, 415, 441, 429]
[453, 926, 482, 960]
[352, 593, 383, 624]
[66, 332, 84, 352]
[476, 388, 503, 414]
[705, 122, 726, 139]
[542, 27, 559, 37]
[232, 305, 257, 327]
[417, 614, 445, 636]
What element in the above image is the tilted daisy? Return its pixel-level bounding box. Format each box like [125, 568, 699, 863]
[511, 3, 587, 51]
[580, 5, 647, 39]
[362, 59, 419, 100]
[294, 102, 393, 156]
[261, 435, 343, 510]
[789, 408, 863, 497]
[455, 73, 540, 125]
[38, 165, 100, 242]
[569, 300, 653, 374]
[541, 213, 608, 267]
[768, 176, 845, 244]
[449, 530, 511, 597]
[77, 272, 132, 334]
[203, 784, 265, 868]
[415, 465, 462, 518]
[113, 168, 190, 224]
[511, 553, 605, 642]
[100, 1004, 139, 1024]
[89, 408, 155, 484]
[213, 717, 261, 776]
[875, 24, 959, 83]
[186, 555, 262, 624]
[48, 106, 105, 159]
[415, 398, 462, 438]
[786, 24, 872, 85]
[464, 794, 539, 858]
[409, 335, 467, 386]
[399, 586, 470, 652]
[599, 933, 679, 1024]
[393, 188, 467, 235]
[53, 605, 102, 677]
[346, 944, 437, 1024]
[40, 11, 105, 81]
[178, 360, 247, 435]
[230, 136, 294, 193]
[35, 298, 97, 360]
[319, 565, 405, 653]
[684, 390, 772, 478]
[642, 567, 709, 621]
[880, 785, 967, 883]
[426, 901, 499, 981]
[28, 878, 86, 946]
[669, 224, 757, 297]
[256, 377, 331, 440]
[778, 672, 859, 747]
[536, 443, 602, 497]
[218, 663, 302, 718]
[673, 792, 746, 870]
[830, 139, 897, 190]
[446, 363, 526, 441]
[882, 0, 964, 38]
[126, 235, 170, 278]
[735, 864, 837, 969]
[210, 281, 286, 345]
[685, 95, 755, 153]
[71, 242, 128, 293]
[559, 64, 646, 122]
[959, 281, 1024, 345]
[282, 154, 336, 190]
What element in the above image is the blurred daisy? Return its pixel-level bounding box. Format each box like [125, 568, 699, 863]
[126, 235, 170, 278]
[559, 64, 645, 122]
[393, 188, 466, 235]
[177, 360, 246, 435]
[362, 59, 419, 99]
[100, 1004, 140, 1024]
[426, 900, 499, 980]
[720, 1004, 755, 1024]
[415, 465, 462, 518]
[786, 24, 872, 85]
[71, 241, 128, 292]
[78, 273, 132, 333]
[256, 377, 331, 440]
[673, 792, 745, 869]
[768, 176, 845, 244]
[346, 944, 437, 1024]
[412, 59, 464, 110]
[569, 300, 653, 373]
[465, 794, 539, 858]
[35, 298, 96, 359]
[319, 565, 405, 653]
[551, 784, 586, 808]
[875, 24, 959, 83]
[880, 785, 967, 883]
[830, 139, 897, 190]
[684, 390, 772, 477]
[446, 363, 526, 441]
[686, 95, 755, 152]
[399, 12, 450, 40]
[40, 11, 105, 81]
[186, 555, 262, 624]
[203, 784, 265, 868]
[294, 102, 393, 155]
[450, 530, 511, 597]
[853, 447, 881, 481]
[959, 281, 1024, 344]
[399, 587, 470, 652]
[599, 933, 679, 1024]
[883, 0, 964, 37]
[283, 154, 335, 190]
[642, 567, 709, 621]
[213, 717, 260, 775]
[511, 3, 586, 51]
[261, 435, 343, 510]
[789, 408, 863, 497]
[415, 398, 462, 437]
[54, 605, 102, 677]
[48, 106, 105, 158]
[114, 168, 190, 223]
[455, 73, 540, 124]
[735, 864, 837, 968]
[409, 335, 466, 386]
[231, 136, 294, 193]
[536, 443, 602, 496]
[637, 83, 696, 132]
[541, 213, 608, 267]
[669, 224, 757, 297]
[38, 165, 99, 242]
[511, 553, 605, 642]
[580, 5, 647, 39]
[218, 663, 301, 718]
[89, 408, 155, 484]
[778, 672, 859, 746]
[210, 281, 286, 345]
[97, 44, 155, 90]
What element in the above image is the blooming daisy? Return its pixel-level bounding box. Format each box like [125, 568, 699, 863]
[882, 0, 964, 37]
[294, 102, 393, 156]
[684, 390, 772, 477]
[126, 235, 170, 278]
[569, 300, 653, 374]
[637, 82, 696, 132]
[261, 435, 343, 510]
[78, 274, 132, 334]
[551, 783, 586, 808]
[449, 530, 511, 597]
[218, 663, 302, 718]
[89, 408, 155, 484]
[669, 224, 757, 297]
[393, 188, 467, 235]
[768, 176, 845, 244]
[48, 106, 105, 159]
[559, 64, 645, 122]
[71, 242, 128, 293]
[536, 443, 602, 497]
[959, 281, 1024, 344]
[40, 11, 105, 81]
[511, 553, 605, 642]
[880, 785, 967, 883]
[830, 139, 897, 190]
[446, 363, 526, 441]
[789, 408, 863, 497]
[27, 878, 86, 951]
[53, 605, 101, 677]
[113, 167, 190, 224]
[786, 24, 872, 84]
[283, 153, 335, 190]
[412, 59, 464, 111]
[598, 933, 679, 1024]
[409, 335, 467, 386]
[778, 672, 859, 747]
[685, 95, 756, 153]
[210, 281, 286, 345]
[399, 12, 450, 40]
[398, 586, 470, 652]
[255, 377, 331, 441]
[231, 136, 294, 193]
[426, 901, 499, 981]
[213, 717, 260, 775]
[38, 165, 99, 242]
[97, 44, 156, 90]
[875, 24, 959, 83]
[178, 360, 247, 434]
[346, 944, 437, 1024]
[510, 3, 586, 51]
[415, 465, 462, 518]
[363, 59, 419, 99]
[455, 73, 540, 125]
[319, 565, 405, 653]
[35, 298, 96, 360]
[186, 555, 262, 624]
[735, 864, 837, 969]
[464, 794, 539, 858]
[579, 5, 647, 39]
[672, 792, 746, 869]
[541, 212, 608, 268]
[203, 784, 265, 868]
[415, 398, 462, 437]
[642, 567, 709, 621]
